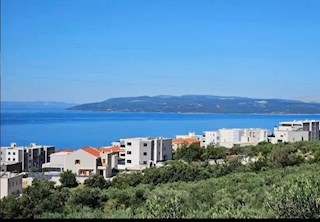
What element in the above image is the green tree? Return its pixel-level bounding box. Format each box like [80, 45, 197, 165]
[205, 145, 226, 163]
[175, 143, 204, 162]
[84, 174, 111, 189]
[59, 170, 78, 188]
[0, 195, 22, 218]
[69, 187, 106, 209]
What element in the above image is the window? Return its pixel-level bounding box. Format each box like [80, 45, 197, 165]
[16, 180, 18, 186]
[163, 155, 167, 160]
[143, 152, 147, 156]
[8, 158, 10, 161]
[127, 151, 132, 155]
[13, 152, 16, 155]
[127, 142, 132, 146]
[13, 158, 15, 161]
[127, 160, 132, 163]
[75, 159, 80, 164]
[8, 152, 11, 155]
[143, 161, 147, 164]
[143, 143, 147, 147]
[120, 153, 125, 157]
[102, 159, 106, 164]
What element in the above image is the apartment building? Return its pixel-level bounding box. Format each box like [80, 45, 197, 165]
[201, 131, 220, 147]
[303, 120, 320, 140]
[268, 120, 312, 144]
[119, 137, 172, 171]
[201, 128, 269, 148]
[0, 172, 23, 199]
[0, 143, 55, 171]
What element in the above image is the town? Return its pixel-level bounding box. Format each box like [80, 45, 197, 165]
[1, 119, 319, 199]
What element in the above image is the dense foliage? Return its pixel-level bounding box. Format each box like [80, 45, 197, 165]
[59, 170, 78, 188]
[1, 140, 320, 219]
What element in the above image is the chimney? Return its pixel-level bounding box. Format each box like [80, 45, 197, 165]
[10, 143, 17, 148]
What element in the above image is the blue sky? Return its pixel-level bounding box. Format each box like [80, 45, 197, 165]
[2, 0, 320, 103]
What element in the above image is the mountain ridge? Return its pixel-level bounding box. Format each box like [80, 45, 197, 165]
[67, 95, 320, 114]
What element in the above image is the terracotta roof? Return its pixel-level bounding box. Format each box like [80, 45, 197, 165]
[98, 146, 124, 153]
[54, 149, 75, 153]
[172, 138, 200, 144]
[82, 146, 100, 157]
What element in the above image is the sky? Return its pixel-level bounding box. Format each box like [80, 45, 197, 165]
[2, 0, 320, 103]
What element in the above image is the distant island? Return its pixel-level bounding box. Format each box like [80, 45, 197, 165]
[67, 95, 320, 114]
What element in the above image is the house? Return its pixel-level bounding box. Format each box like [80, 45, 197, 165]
[172, 138, 200, 151]
[42, 149, 74, 173]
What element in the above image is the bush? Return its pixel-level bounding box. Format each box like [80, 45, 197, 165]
[265, 177, 320, 218]
[84, 174, 111, 189]
[59, 170, 78, 188]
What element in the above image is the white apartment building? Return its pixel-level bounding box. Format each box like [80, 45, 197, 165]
[268, 120, 311, 144]
[201, 131, 220, 147]
[201, 128, 269, 148]
[0, 172, 23, 199]
[119, 137, 172, 171]
[0, 143, 55, 171]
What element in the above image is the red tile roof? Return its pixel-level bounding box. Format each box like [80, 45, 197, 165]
[82, 146, 100, 157]
[98, 146, 124, 153]
[172, 138, 200, 145]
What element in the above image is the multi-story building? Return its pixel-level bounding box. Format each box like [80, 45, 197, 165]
[201, 128, 269, 148]
[118, 137, 172, 170]
[268, 120, 313, 144]
[55, 146, 122, 179]
[0, 143, 55, 171]
[0, 172, 23, 199]
[303, 120, 320, 141]
[201, 131, 220, 147]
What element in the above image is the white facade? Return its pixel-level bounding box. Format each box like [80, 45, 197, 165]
[268, 120, 312, 144]
[0, 172, 23, 199]
[201, 128, 269, 148]
[64, 148, 99, 176]
[120, 137, 172, 170]
[201, 131, 220, 147]
[42, 151, 73, 172]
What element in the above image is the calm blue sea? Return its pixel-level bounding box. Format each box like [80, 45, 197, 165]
[1, 107, 320, 149]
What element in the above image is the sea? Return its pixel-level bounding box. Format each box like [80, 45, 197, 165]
[1, 107, 320, 149]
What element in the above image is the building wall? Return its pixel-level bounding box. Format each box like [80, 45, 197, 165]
[201, 131, 219, 147]
[0, 173, 23, 199]
[270, 130, 309, 144]
[121, 137, 172, 170]
[65, 149, 98, 176]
